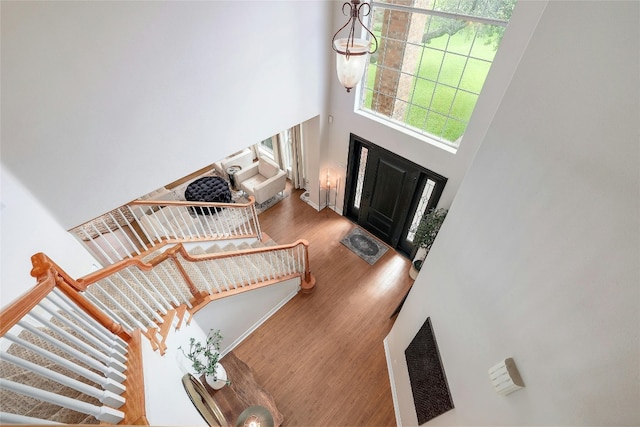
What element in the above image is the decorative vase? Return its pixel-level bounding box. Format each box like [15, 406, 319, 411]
[204, 363, 228, 390]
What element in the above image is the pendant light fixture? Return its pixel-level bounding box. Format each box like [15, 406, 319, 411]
[331, 0, 378, 93]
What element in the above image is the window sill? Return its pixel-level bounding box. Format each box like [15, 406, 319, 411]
[354, 109, 459, 155]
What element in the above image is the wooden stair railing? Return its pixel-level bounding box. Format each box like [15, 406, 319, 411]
[73, 239, 316, 352]
[70, 197, 262, 266]
[0, 253, 147, 425]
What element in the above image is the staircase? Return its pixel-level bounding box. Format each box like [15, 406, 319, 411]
[1, 197, 316, 425]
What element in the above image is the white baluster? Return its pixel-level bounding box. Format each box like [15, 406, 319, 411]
[158, 264, 193, 308]
[149, 268, 181, 307]
[3, 332, 126, 395]
[166, 207, 188, 240]
[51, 288, 128, 353]
[123, 269, 168, 315]
[1, 380, 124, 424]
[122, 206, 151, 251]
[78, 228, 115, 265]
[39, 296, 127, 365]
[189, 258, 216, 295]
[23, 313, 128, 373]
[0, 352, 125, 408]
[95, 218, 127, 262]
[198, 209, 215, 238]
[107, 211, 142, 256]
[16, 320, 126, 382]
[132, 268, 173, 311]
[184, 207, 204, 239]
[135, 205, 163, 243]
[147, 209, 170, 240]
[0, 411, 64, 425]
[156, 206, 179, 239]
[109, 274, 163, 324]
[81, 290, 134, 332]
[88, 284, 148, 332]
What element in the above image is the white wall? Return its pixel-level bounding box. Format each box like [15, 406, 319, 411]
[1, 1, 331, 230]
[143, 278, 299, 426]
[0, 168, 99, 310]
[386, 1, 640, 425]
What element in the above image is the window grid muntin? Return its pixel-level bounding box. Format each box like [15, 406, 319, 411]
[360, 0, 510, 146]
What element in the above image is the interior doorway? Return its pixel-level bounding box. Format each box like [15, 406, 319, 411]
[344, 134, 447, 258]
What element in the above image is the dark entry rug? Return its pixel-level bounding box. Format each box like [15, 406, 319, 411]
[340, 227, 389, 265]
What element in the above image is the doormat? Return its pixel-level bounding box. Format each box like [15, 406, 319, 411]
[340, 227, 389, 265]
[405, 317, 454, 424]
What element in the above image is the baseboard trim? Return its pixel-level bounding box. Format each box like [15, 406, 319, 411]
[384, 336, 402, 427]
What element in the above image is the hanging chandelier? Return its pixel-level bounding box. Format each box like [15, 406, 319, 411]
[331, 0, 379, 93]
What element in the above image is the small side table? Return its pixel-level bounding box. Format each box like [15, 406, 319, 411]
[226, 165, 242, 191]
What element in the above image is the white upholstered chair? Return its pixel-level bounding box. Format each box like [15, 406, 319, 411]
[235, 157, 287, 204]
[213, 148, 254, 179]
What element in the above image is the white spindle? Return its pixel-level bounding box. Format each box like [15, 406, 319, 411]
[78, 228, 115, 265]
[95, 219, 127, 262]
[132, 268, 173, 311]
[138, 206, 163, 243]
[15, 320, 126, 382]
[0, 411, 64, 425]
[185, 208, 204, 239]
[175, 207, 196, 239]
[90, 284, 150, 332]
[147, 209, 169, 240]
[23, 312, 127, 373]
[0, 352, 125, 408]
[123, 269, 168, 315]
[51, 288, 128, 353]
[210, 260, 231, 292]
[156, 207, 178, 239]
[205, 207, 220, 237]
[165, 207, 187, 240]
[150, 268, 181, 307]
[123, 206, 151, 251]
[239, 257, 254, 286]
[108, 211, 142, 256]
[107, 275, 162, 325]
[188, 257, 216, 295]
[158, 263, 193, 308]
[3, 332, 126, 395]
[39, 296, 127, 365]
[1, 380, 124, 424]
[197, 209, 213, 237]
[198, 260, 222, 294]
[82, 290, 134, 332]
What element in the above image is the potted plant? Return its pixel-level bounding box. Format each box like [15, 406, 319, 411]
[179, 329, 230, 390]
[411, 208, 448, 276]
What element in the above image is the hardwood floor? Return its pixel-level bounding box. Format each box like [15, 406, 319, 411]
[233, 189, 414, 426]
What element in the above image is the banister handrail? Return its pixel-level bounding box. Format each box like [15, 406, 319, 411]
[71, 197, 257, 231]
[0, 266, 55, 337]
[76, 240, 312, 288]
[128, 195, 256, 209]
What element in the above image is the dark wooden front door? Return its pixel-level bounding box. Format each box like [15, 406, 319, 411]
[359, 150, 420, 247]
[344, 134, 447, 257]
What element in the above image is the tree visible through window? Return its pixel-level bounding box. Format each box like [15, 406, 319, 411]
[360, 0, 516, 147]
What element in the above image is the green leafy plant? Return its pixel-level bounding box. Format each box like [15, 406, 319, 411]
[179, 329, 227, 381]
[413, 207, 448, 264]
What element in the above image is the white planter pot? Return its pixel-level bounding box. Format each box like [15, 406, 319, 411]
[204, 363, 228, 390]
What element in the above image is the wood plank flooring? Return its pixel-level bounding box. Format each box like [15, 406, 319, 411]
[233, 189, 414, 426]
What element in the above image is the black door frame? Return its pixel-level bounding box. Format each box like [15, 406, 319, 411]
[343, 133, 448, 258]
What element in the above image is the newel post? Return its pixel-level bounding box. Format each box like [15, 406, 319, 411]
[299, 240, 316, 293]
